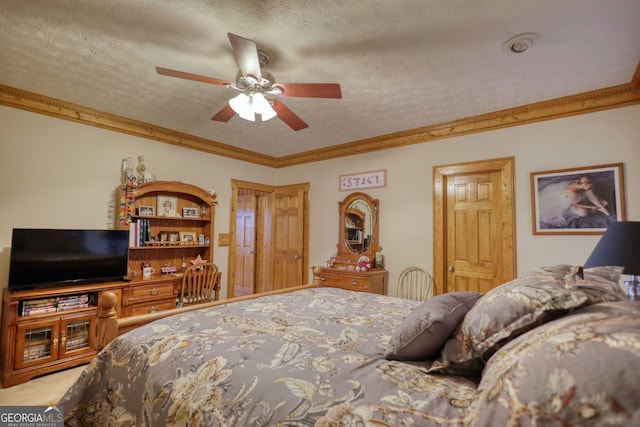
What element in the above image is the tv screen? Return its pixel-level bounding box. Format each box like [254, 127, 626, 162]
[8, 228, 129, 290]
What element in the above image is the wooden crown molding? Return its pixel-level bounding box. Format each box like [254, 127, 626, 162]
[2, 64, 639, 169]
[276, 76, 640, 167]
[0, 84, 278, 168]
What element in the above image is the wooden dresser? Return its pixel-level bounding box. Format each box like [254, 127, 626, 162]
[312, 266, 387, 295]
[121, 276, 180, 316]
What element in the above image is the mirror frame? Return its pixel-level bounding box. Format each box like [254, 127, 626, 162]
[335, 192, 380, 267]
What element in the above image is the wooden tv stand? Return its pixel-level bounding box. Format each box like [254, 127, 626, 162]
[1, 180, 219, 387]
[0, 275, 189, 388]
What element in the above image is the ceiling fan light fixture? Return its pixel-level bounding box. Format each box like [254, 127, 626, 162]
[252, 93, 277, 121]
[229, 93, 256, 121]
[229, 92, 277, 122]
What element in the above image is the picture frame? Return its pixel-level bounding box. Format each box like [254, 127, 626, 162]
[530, 163, 625, 235]
[183, 207, 199, 218]
[158, 231, 169, 242]
[138, 205, 155, 216]
[157, 195, 178, 217]
[180, 231, 196, 243]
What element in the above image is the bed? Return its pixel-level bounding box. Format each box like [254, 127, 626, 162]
[58, 265, 640, 426]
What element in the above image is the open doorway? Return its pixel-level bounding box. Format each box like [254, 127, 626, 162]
[228, 179, 310, 298]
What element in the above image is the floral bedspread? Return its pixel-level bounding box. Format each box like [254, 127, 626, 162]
[59, 287, 478, 426]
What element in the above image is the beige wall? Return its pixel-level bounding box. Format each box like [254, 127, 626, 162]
[279, 105, 640, 295]
[1, 104, 639, 306]
[0, 105, 277, 304]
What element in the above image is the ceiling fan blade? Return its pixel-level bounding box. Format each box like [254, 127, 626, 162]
[156, 67, 230, 86]
[211, 104, 236, 122]
[271, 99, 309, 131]
[273, 83, 342, 99]
[228, 33, 262, 81]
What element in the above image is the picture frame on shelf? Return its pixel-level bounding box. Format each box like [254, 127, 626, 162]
[169, 231, 180, 243]
[157, 195, 178, 217]
[138, 205, 155, 216]
[180, 232, 196, 243]
[530, 163, 625, 235]
[183, 207, 199, 218]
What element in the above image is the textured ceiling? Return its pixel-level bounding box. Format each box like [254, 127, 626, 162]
[1, 0, 639, 159]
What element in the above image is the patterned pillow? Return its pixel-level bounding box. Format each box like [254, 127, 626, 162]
[384, 292, 482, 361]
[468, 301, 640, 426]
[428, 265, 627, 377]
[428, 265, 595, 376]
[578, 266, 626, 302]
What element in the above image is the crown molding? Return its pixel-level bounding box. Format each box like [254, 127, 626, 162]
[2, 68, 639, 169]
[0, 84, 278, 168]
[274, 78, 640, 167]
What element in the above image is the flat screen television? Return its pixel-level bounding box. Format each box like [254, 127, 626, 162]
[8, 228, 129, 291]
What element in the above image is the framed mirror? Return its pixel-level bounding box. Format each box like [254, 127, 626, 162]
[335, 192, 380, 266]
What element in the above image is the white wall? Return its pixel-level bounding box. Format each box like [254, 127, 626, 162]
[1, 104, 639, 307]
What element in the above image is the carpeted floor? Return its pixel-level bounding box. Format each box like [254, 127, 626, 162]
[0, 364, 85, 406]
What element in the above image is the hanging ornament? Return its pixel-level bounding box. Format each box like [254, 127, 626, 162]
[120, 180, 138, 226]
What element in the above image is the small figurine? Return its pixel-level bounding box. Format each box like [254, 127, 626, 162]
[326, 253, 336, 267]
[357, 255, 371, 272]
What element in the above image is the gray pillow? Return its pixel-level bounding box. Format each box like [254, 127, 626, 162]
[427, 265, 624, 377]
[384, 292, 482, 361]
[578, 266, 626, 302]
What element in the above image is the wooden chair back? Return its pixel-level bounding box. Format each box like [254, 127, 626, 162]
[178, 263, 220, 307]
[395, 266, 433, 301]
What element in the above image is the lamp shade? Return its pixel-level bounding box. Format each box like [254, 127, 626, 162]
[252, 93, 277, 121]
[228, 92, 277, 122]
[229, 93, 255, 121]
[584, 221, 640, 275]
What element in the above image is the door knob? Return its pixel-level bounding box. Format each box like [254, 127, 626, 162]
[294, 254, 301, 260]
[448, 265, 455, 272]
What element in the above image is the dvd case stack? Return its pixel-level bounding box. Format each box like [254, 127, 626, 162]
[21, 294, 90, 315]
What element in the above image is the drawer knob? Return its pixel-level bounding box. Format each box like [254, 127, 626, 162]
[320, 275, 326, 281]
[351, 280, 359, 286]
[149, 288, 160, 295]
[147, 306, 157, 313]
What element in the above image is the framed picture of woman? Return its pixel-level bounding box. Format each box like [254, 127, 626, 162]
[530, 163, 625, 235]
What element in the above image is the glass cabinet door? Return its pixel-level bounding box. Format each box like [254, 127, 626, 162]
[15, 320, 59, 369]
[59, 314, 96, 358]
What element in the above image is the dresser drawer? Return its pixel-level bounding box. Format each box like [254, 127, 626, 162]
[127, 282, 175, 303]
[322, 271, 370, 291]
[315, 267, 387, 295]
[128, 300, 176, 316]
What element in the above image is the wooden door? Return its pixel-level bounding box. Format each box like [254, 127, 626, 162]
[268, 185, 307, 291]
[234, 194, 256, 297]
[434, 157, 516, 295]
[228, 180, 309, 298]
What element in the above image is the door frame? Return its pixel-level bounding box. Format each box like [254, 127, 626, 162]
[433, 157, 517, 295]
[228, 179, 310, 299]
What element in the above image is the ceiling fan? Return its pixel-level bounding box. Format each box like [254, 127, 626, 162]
[156, 33, 342, 131]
